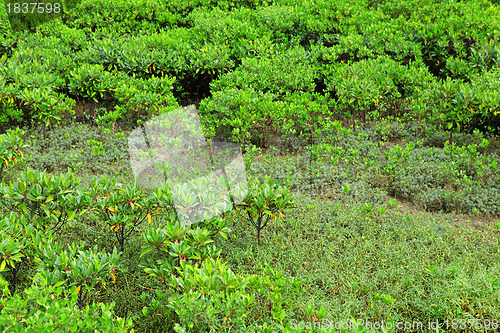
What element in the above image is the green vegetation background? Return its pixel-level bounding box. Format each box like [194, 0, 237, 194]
[0, 0, 499, 332]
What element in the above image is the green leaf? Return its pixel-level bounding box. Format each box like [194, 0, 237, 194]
[20, 203, 29, 214]
[41, 205, 51, 217]
[67, 210, 76, 221]
[139, 247, 153, 258]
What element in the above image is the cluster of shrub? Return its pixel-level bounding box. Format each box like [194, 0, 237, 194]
[0, 0, 499, 146]
[247, 120, 500, 216]
[0, 128, 305, 332]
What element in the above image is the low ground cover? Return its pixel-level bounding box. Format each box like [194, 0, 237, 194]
[0, 120, 497, 332]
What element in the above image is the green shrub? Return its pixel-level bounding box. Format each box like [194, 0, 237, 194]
[323, 56, 434, 123]
[88, 175, 167, 251]
[0, 212, 39, 294]
[0, 127, 29, 183]
[238, 176, 294, 245]
[34, 240, 121, 309]
[211, 45, 318, 95]
[0, 271, 133, 332]
[0, 167, 84, 231]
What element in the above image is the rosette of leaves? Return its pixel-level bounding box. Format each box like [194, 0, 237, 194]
[34, 239, 121, 310]
[0, 168, 85, 231]
[0, 270, 133, 332]
[238, 177, 294, 245]
[139, 225, 187, 284]
[139, 221, 222, 283]
[0, 127, 30, 183]
[89, 177, 164, 251]
[141, 257, 255, 332]
[200, 214, 231, 241]
[169, 174, 233, 226]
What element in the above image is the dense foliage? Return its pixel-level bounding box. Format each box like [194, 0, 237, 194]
[0, 0, 499, 332]
[0, 0, 499, 140]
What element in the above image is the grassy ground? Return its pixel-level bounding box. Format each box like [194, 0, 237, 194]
[219, 195, 500, 326]
[5, 120, 500, 332]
